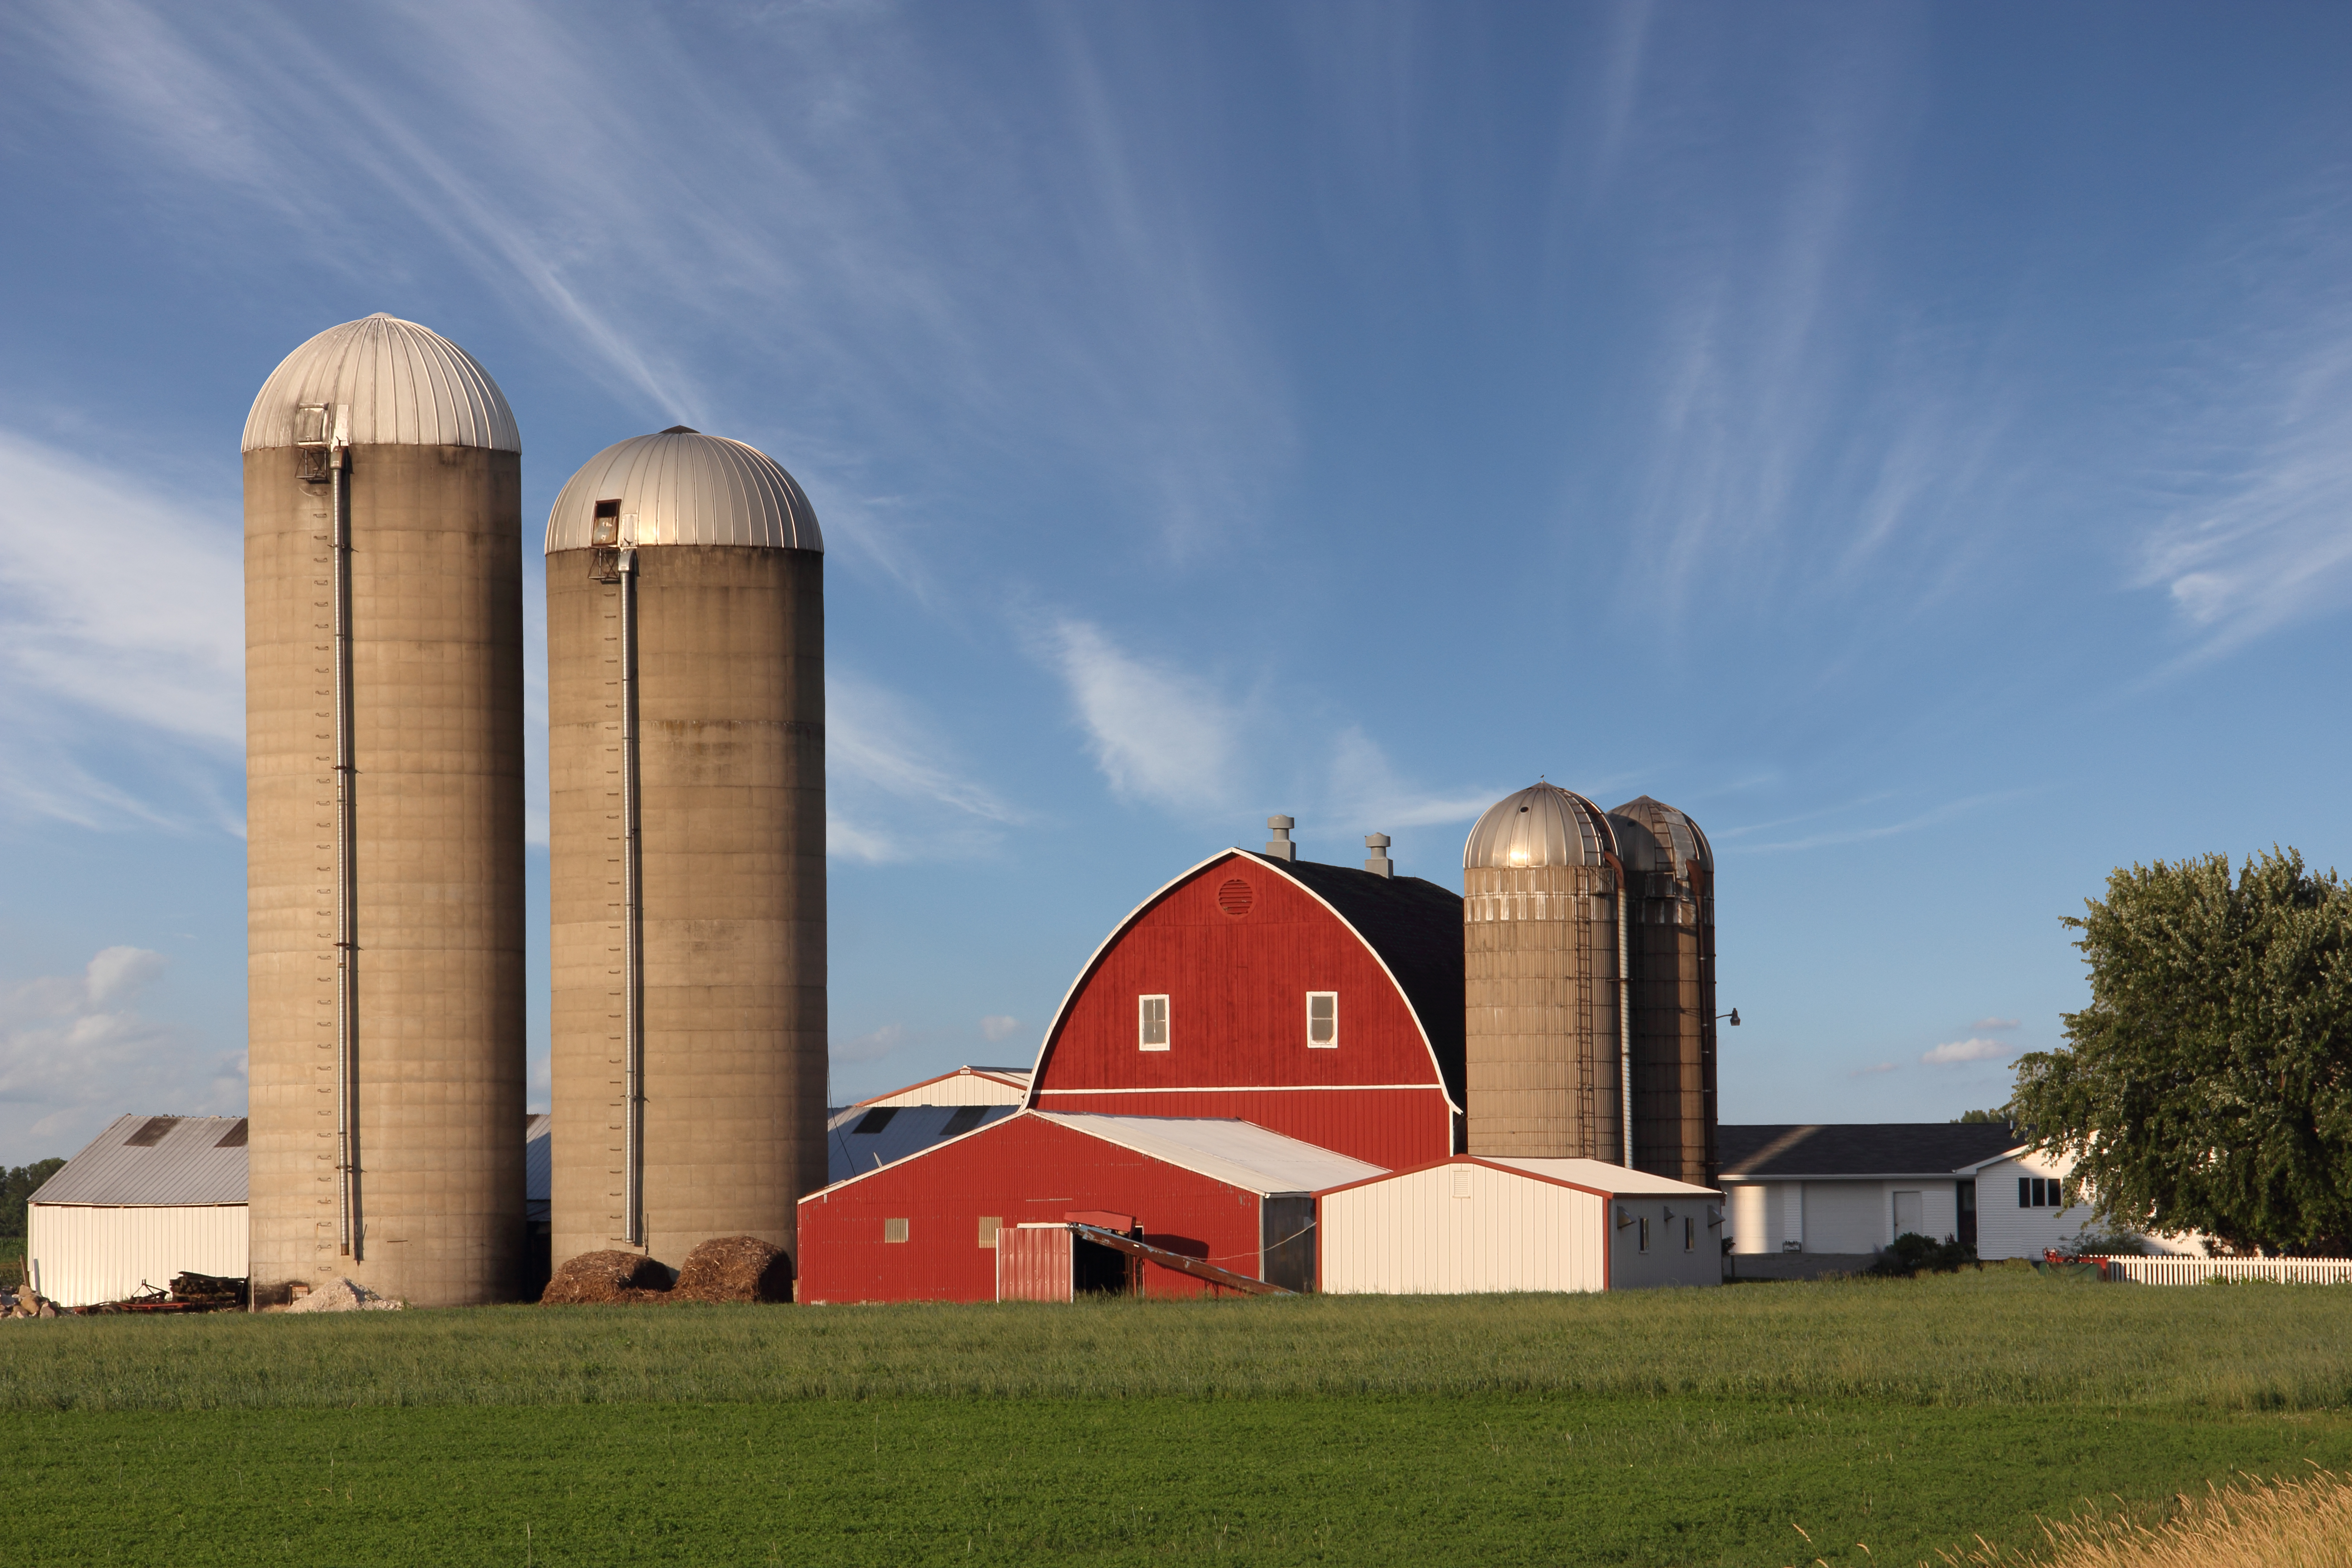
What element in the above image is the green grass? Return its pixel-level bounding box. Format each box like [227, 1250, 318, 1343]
[4, 1271, 2349, 1565]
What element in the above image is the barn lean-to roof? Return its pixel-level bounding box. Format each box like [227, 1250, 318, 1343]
[1024, 848, 1467, 1111]
[29, 1115, 250, 1207]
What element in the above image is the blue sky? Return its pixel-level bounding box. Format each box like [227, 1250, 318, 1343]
[2, 2, 2348, 1164]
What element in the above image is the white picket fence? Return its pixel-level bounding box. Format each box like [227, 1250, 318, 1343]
[2098, 1255, 2352, 1286]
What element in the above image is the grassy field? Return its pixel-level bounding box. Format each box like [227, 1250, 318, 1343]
[3, 1269, 2349, 1565]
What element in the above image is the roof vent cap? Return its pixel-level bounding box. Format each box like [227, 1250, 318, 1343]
[1364, 833, 1393, 878]
[1263, 815, 1296, 863]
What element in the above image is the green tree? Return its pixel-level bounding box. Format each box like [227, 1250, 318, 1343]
[2012, 850, 2352, 1255]
[1, 1158, 66, 1240]
[1952, 1108, 2011, 1125]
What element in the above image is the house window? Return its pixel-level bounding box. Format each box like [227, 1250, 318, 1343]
[1138, 994, 1170, 1051]
[977, 1216, 1002, 1249]
[883, 1218, 909, 1243]
[1684, 1217, 1695, 1252]
[2018, 1176, 2064, 1208]
[1307, 991, 1338, 1048]
[1638, 1217, 1651, 1253]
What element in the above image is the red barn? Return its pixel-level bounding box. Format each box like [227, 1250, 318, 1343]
[795, 1110, 1377, 1302]
[1023, 850, 1465, 1171]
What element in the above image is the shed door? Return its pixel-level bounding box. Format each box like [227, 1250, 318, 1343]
[997, 1226, 1075, 1302]
[1892, 1190, 1924, 1240]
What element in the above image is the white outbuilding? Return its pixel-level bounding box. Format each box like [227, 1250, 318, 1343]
[26, 1115, 250, 1307]
[1315, 1156, 1722, 1294]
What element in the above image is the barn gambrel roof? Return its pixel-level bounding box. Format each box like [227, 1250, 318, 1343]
[1025, 848, 1466, 1110]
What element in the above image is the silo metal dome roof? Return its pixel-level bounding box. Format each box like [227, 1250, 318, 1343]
[544, 427, 822, 553]
[1609, 795, 1713, 875]
[242, 314, 519, 453]
[1462, 782, 1618, 870]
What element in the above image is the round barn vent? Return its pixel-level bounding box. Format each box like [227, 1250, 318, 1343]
[1216, 877, 1255, 917]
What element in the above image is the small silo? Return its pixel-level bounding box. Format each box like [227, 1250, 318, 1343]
[243, 314, 526, 1307]
[1461, 784, 1627, 1161]
[544, 428, 826, 1279]
[1609, 797, 1719, 1187]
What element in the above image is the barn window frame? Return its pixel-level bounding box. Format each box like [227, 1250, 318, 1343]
[1138, 994, 1170, 1051]
[883, 1218, 909, 1243]
[1306, 990, 1338, 1049]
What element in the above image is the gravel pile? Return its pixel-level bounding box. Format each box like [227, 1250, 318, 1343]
[284, 1277, 403, 1313]
[670, 1235, 793, 1303]
[539, 1249, 674, 1305]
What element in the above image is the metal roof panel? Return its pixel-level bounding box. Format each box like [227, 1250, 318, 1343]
[29, 1115, 250, 1206]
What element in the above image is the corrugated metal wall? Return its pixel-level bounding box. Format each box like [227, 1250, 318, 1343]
[797, 1115, 1268, 1303]
[1027, 854, 1454, 1171]
[1318, 1162, 1609, 1294]
[996, 1225, 1073, 1301]
[27, 1205, 249, 1308]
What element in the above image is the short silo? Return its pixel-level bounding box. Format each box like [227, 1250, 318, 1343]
[1461, 784, 1626, 1160]
[243, 314, 526, 1307]
[1609, 797, 1719, 1186]
[545, 428, 826, 1279]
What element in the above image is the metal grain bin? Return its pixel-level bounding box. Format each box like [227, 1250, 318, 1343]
[1608, 797, 1719, 1187]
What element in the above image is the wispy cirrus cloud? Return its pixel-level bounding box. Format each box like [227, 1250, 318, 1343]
[0, 430, 242, 831]
[828, 669, 1021, 864]
[1047, 620, 1244, 815]
[1734, 789, 2032, 854]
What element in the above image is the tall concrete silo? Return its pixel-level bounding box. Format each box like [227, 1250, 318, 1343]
[545, 427, 826, 1279]
[244, 314, 526, 1307]
[1461, 784, 1626, 1161]
[1610, 797, 1719, 1186]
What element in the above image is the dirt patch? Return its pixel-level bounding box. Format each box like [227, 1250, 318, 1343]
[670, 1235, 793, 1303]
[540, 1250, 675, 1305]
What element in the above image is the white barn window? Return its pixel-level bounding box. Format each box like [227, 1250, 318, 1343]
[1138, 994, 1170, 1051]
[1306, 991, 1338, 1048]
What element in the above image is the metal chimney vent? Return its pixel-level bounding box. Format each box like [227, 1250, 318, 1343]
[1363, 833, 1393, 878]
[1263, 815, 1296, 862]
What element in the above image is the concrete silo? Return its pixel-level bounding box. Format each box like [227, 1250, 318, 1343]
[243, 314, 526, 1307]
[1609, 797, 1719, 1186]
[1461, 784, 1626, 1161]
[545, 428, 826, 1280]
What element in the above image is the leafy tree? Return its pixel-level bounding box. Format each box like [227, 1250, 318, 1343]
[1952, 1108, 2011, 1125]
[2012, 850, 2352, 1256]
[0, 1159, 66, 1240]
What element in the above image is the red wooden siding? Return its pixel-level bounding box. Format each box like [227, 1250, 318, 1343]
[797, 1114, 1269, 1303]
[1029, 852, 1454, 1169]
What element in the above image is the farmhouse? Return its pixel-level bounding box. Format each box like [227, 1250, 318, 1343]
[26, 1115, 249, 1308]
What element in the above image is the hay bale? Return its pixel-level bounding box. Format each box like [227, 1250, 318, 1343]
[671, 1235, 793, 1303]
[540, 1250, 673, 1306]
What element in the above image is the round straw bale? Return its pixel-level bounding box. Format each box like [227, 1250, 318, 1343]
[540, 1249, 674, 1305]
[669, 1235, 793, 1303]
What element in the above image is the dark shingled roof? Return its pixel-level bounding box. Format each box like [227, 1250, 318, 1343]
[1718, 1123, 2023, 1178]
[1272, 855, 1466, 1107]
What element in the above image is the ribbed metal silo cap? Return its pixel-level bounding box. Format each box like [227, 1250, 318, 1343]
[242, 314, 520, 453]
[1462, 782, 1617, 870]
[544, 427, 822, 553]
[1607, 795, 1713, 874]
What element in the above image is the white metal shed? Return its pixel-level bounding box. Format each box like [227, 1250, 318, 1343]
[1317, 1157, 1721, 1294]
[26, 1115, 250, 1307]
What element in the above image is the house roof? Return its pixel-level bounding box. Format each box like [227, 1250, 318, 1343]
[1717, 1123, 2024, 1179]
[29, 1115, 250, 1206]
[825, 1102, 1019, 1184]
[1037, 1112, 1384, 1196]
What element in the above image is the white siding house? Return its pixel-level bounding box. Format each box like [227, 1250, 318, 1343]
[1717, 1123, 2024, 1271]
[27, 1115, 250, 1307]
[1317, 1157, 1721, 1294]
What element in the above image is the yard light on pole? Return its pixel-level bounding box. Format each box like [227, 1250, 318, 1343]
[1717, 1009, 1740, 1026]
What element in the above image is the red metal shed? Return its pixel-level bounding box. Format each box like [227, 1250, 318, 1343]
[795, 1110, 1379, 1303]
[1023, 850, 1464, 1171]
